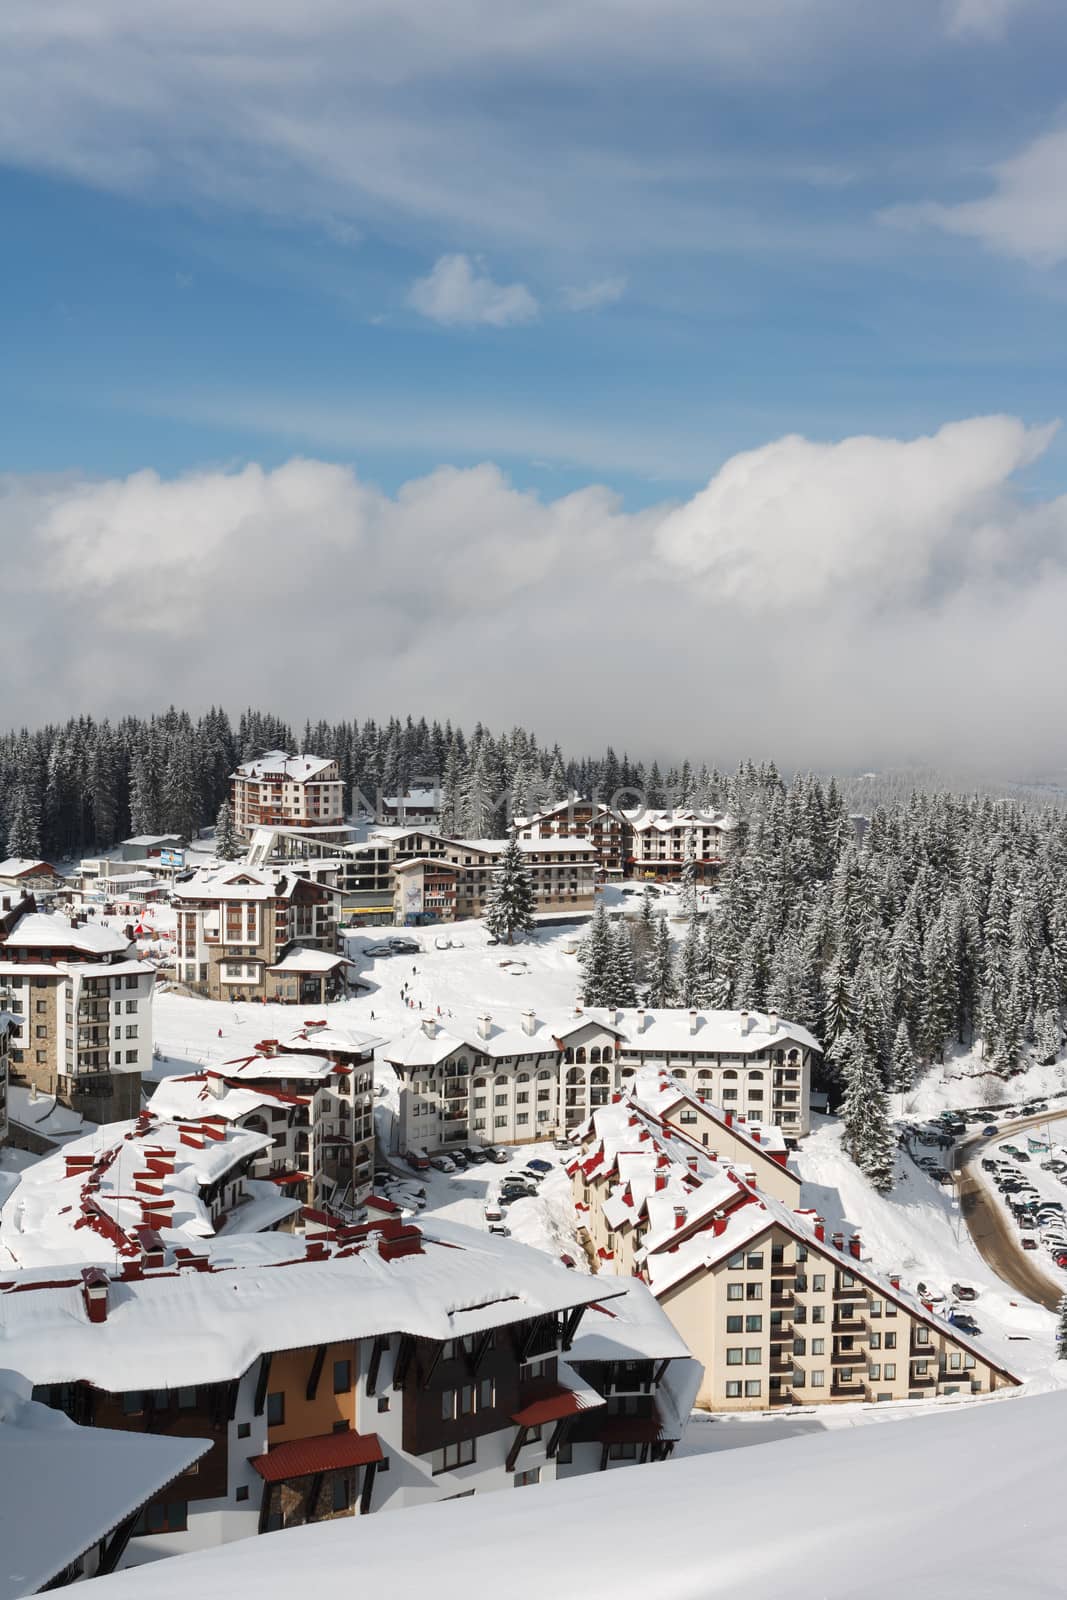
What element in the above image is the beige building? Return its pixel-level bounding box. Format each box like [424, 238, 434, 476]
[174, 865, 350, 1004]
[0, 902, 155, 1123]
[231, 751, 346, 838]
[0, 1011, 11, 1147]
[620, 808, 738, 881]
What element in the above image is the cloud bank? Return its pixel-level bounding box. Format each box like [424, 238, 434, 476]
[5, 414, 1067, 775]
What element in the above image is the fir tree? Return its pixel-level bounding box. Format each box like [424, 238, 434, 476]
[483, 838, 535, 945]
[646, 919, 676, 1007]
[578, 903, 614, 1004]
[6, 783, 41, 859]
[890, 1018, 916, 1098]
[1036, 1008, 1061, 1067]
[679, 829, 698, 919]
[608, 924, 639, 1008]
[1056, 1294, 1067, 1361]
[677, 916, 706, 1008]
[215, 799, 241, 860]
[840, 1032, 897, 1194]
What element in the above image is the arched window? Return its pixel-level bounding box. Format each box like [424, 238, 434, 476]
[591, 1066, 610, 1085]
[566, 1067, 584, 1086]
[564, 1047, 574, 1064]
[517, 1072, 529, 1084]
[602, 1045, 613, 1063]
[575, 1046, 587, 1064]
[244, 1114, 269, 1135]
[590, 1046, 602, 1064]
[749, 1071, 764, 1081]
[495, 1074, 509, 1087]
[788, 1049, 799, 1063]
[723, 1069, 738, 1080]
[697, 1068, 713, 1080]
[456, 1056, 469, 1071]
[473, 1076, 487, 1089]
[672, 1067, 686, 1078]
[537, 1069, 553, 1081]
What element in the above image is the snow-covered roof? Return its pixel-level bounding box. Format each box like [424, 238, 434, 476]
[282, 1024, 384, 1057]
[632, 1068, 795, 1170]
[2, 911, 132, 956]
[621, 807, 738, 834]
[268, 946, 350, 973]
[0, 1113, 276, 1271]
[233, 751, 338, 783]
[569, 1278, 693, 1363]
[383, 1022, 470, 1067]
[0, 858, 62, 879]
[0, 1219, 624, 1392]
[172, 864, 312, 903]
[382, 789, 440, 808]
[0, 1375, 208, 1600]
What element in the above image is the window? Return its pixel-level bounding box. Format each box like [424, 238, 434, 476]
[795, 1245, 807, 1263]
[810, 1338, 825, 1356]
[869, 1364, 882, 1381]
[125, 1024, 138, 1039]
[745, 1348, 761, 1365]
[177, 1387, 197, 1409]
[725, 1381, 742, 1398]
[869, 1300, 882, 1316]
[515, 1467, 542, 1485]
[494, 1115, 507, 1128]
[479, 1378, 495, 1409]
[810, 1371, 825, 1388]
[727, 1283, 744, 1302]
[237, 1422, 251, 1439]
[726, 1316, 743, 1334]
[460, 1385, 476, 1416]
[915, 1361, 929, 1376]
[331, 1476, 351, 1513]
[135, 1501, 188, 1536]
[236, 1485, 249, 1502]
[333, 1359, 351, 1394]
[433, 1439, 476, 1473]
[884, 1332, 897, 1350]
[812, 1306, 825, 1324]
[377, 1396, 390, 1413]
[744, 1380, 761, 1397]
[869, 1332, 881, 1350]
[745, 1315, 762, 1333]
[884, 1363, 896, 1380]
[793, 1338, 806, 1356]
[812, 1274, 825, 1292]
[727, 1252, 744, 1269]
[915, 1327, 930, 1345]
[726, 1348, 743, 1366]
[746, 1253, 763, 1270]
[266, 1392, 285, 1426]
[746, 1283, 762, 1301]
[964, 1355, 976, 1370]
[442, 1389, 456, 1421]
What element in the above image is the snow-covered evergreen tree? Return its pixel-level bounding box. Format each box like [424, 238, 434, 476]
[677, 916, 706, 1008]
[840, 1032, 897, 1194]
[679, 829, 698, 919]
[5, 783, 41, 859]
[890, 1018, 916, 1097]
[646, 919, 676, 1007]
[1056, 1294, 1067, 1361]
[1036, 1008, 1061, 1067]
[578, 903, 614, 1003]
[215, 799, 241, 860]
[608, 924, 639, 1007]
[483, 838, 535, 945]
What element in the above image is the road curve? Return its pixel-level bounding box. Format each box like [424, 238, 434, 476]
[955, 1108, 1067, 1312]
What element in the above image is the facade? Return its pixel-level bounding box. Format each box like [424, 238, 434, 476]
[621, 808, 738, 881]
[174, 865, 347, 1003]
[515, 800, 627, 875]
[0, 857, 66, 894]
[151, 1023, 381, 1214]
[7, 1217, 697, 1559]
[387, 1005, 815, 1155]
[231, 752, 345, 838]
[0, 1011, 10, 1148]
[376, 789, 442, 828]
[0, 904, 155, 1123]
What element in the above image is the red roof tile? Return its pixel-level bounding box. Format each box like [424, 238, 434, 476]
[251, 1430, 384, 1482]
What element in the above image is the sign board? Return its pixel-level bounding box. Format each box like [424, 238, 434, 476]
[158, 848, 185, 869]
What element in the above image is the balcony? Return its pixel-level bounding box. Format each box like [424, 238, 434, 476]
[831, 1348, 862, 1366]
[768, 1324, 794, 1343]
[769, 1352, 792, 1374]
[830, 1380, 865, 1398]
[770, 1290, 794, 1309]
[832, 1316, 866, 1335]
[833, 1283, 866, 1301]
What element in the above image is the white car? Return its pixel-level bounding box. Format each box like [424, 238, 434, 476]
[429, 1154, 456, 1174]
[484, 1202, 505, 1223]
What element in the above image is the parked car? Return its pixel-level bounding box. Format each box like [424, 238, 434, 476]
[429, 1154, 456, 1174]
[560, 1253, 577, 1269]
[916, 1282, 945, 1303]
[405, 1150, 430, 1172]
[526, 1157, 553, 1174]
[982, 1125, 999, 1137]
[500, 1181, 536, 1200]
[553, 1138, 573, 1152]
[448, 1148, 469, 1169]
[1021, 1236, 1039, 1251]
[951, 1282, 979, 1301]
[366, 942, 395, 957]
[388, 937, 420, 953]
[463, 1146, 488, 1165]
[981, 1157, 998, 1173]
[1052, 1249, 1067, 1268]
[484, 1147, 509, 1165]
[484, 1202, 505, 1223]
[949, 1312, 981, 1333]
[488, 1222, 511, 1237]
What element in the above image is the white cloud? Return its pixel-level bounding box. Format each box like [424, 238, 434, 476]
[561, 276, 627, 312]
[944, 0, 1030, 38]
[6, 414, 1067, 774]
[883, 127, 1067, 265]
[408, 254, 538, 327]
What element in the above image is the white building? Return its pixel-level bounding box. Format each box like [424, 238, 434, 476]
[231, 752, 346, 838]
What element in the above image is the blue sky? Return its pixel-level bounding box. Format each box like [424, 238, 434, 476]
[4, 0, 1067, 506]
[6, 1, 1067, 770]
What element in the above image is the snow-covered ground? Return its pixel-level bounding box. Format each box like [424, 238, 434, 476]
[797, 1115, 1058, 1381]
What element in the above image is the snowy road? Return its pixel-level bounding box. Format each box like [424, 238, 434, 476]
[957, 1109, 1067, 1312]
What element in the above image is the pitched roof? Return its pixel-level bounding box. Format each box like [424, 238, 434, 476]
[251, 1429, 383, 1481]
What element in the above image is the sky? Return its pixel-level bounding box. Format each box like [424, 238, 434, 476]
[4, 0, 1067, 773]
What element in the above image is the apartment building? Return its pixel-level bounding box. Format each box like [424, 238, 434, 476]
[0, 902, 155, 1122]
[173, 865, 349, 1004]
[376, 789, 442, 828]
[8, 1217, 698, 1559]
[621, 807, 738, 881]
[231, 752, 346, 838]
[0, 1108, 292, 1271]
[0, 857, 66, 894]
[515, 800, 627, 875]
[152, 1023, 381, 1214]
[387, 1005, 815, 1154]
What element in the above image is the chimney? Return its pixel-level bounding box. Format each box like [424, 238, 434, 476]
[673, 1206, 687, 1230]
[655, 1173, 668, 1192]
[686, 1155, 699, 1173]
[421, 1016, 438, 1040]
[889, 1272, 901, 1290]
[688, 1009, 698, 1035]
[256, 1039, 279, 1058]
[739, 1010, 750, 1036]
[207, 1072, 227, 1100]
[477, 1013, 492, 1040]
[302, 1019, 326, 1032]
[81, 1267, 109, 1324]
[767, 1012, 778, 1035]
[831, 1231, 844, 1252]
[725, 1110, 734, 1128]
[574, 1002, 584, 1017]
[636, 1007, 648, 1033]
[521, 1009, 536, 1036]
[813, 1216, 825, 1242]
[849, 1233, 861, 1261]
[751, 1129, 761, 1144]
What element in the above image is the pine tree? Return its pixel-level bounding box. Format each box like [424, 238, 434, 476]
[608, 924, 639, 1008]
[679, 829, 698, 919]
[578, 903, 614, 1005]
[840, 1032, 897, 1194]
[6, 783, 41, 859]
[646, 919, 676, 1007]
[215, 800, 241, 860]
[890, 1018, 916, 1097]
[483, 838, 536, 945]
[1037, 1008, 1061, 1067]
[677, 916, 706, 1008]
[1056, 1294, 1067, 1361]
